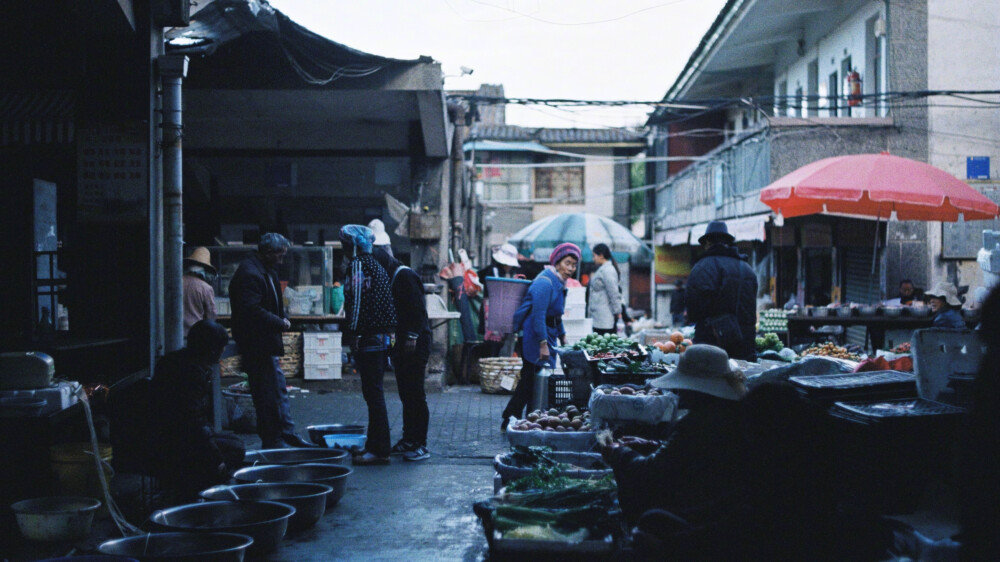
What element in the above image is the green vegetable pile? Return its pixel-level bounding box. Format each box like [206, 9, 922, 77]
[755, 332, 784, 353]
[597, 356, 669, 375]
[569, 333, 641, 358]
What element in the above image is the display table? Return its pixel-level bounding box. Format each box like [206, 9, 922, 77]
[787, 315, 940, 350]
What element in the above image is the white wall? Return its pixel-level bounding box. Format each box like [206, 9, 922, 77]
[773, 1, 885, 118]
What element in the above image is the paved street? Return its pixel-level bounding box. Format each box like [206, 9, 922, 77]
[238, 379, 512, 561]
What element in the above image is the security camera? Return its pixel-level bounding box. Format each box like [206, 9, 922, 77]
[460, 66, 474, 76]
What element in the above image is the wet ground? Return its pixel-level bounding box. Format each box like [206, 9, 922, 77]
[245, 380, 510, 561]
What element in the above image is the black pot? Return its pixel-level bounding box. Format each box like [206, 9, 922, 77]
[99, 532, 253, 561]
[233, 463, 351, 508]
[148, 501, 293, 555]
[243, 447, 349, 466]
[200, 482, 332, 531]
[306, 424, 366, 445]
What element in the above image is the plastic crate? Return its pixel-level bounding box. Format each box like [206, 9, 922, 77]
[547, 374, 591, 408]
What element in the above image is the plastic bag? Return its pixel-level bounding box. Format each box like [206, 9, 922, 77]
[746, 356, 856, 390]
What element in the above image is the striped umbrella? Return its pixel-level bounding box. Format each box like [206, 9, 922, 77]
[507, 213, 653, 264]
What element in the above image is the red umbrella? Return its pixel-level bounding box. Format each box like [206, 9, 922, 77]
[760, 152, 998, 222]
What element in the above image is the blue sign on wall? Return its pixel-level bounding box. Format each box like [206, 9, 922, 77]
[967, 156, 990, 180]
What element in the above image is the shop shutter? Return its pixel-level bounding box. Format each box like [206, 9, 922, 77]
[843, 247, 878, 347]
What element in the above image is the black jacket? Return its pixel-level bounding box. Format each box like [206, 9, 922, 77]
[604, 391, 743, 526]
[686, 244, 758, 360]
[228, 253, 287, 356]
[387, 264, 430, 341]
[149, 349, 222, 467]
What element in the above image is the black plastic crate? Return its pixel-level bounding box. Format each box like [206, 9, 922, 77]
[547, 374, 592, 409]
[832, 398, 965, 421]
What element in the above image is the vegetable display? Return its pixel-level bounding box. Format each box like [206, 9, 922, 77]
[755, 332, 784, 353]
[651, 331, 693, 353]
[493, 473, 620, 541]
[510, 405, 593, 432]
[569, 333, 643, 359]
[596, 356, 670, 376]
[801, 342, 863, 361]
[759, 309, 789, 332]
[593, 385, 664, 397]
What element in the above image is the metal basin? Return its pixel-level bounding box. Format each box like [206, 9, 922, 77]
[200, 482, 332, 531]
[306, 423, 365, 445]
[99, 532, 253, 561]
[243, 447, 349, 466]
[12, 496, 101, 542]
[233, 463, 351, 508]
[148, 501, 293, 555]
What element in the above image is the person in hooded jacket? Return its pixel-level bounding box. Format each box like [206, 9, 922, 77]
[341, 225, 397, 465]
[686, 221, 758, 361]
[373, 246, 432, 462]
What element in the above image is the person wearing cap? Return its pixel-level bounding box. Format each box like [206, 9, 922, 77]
[340, 225, 398, 465]
[686, 221, 758, 360]
[229, 232, 314, 449]
[597, 344, 747, 528]
[501, 242, 580, 431]
[182, 246, 217, 337]
[368, 218, 393, 257]
[924, 281, 966, 329]
[477, 243, 522, 353]
[150, 319, 245, 499]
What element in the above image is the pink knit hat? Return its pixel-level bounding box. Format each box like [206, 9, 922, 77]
[549, 242, 582, 266]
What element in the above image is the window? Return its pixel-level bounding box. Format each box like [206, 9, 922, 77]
[475, 152, 532, 202]
[535, 158, 584, 201]
[828, 72, 839, 116]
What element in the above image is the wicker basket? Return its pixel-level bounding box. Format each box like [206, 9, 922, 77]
[219, 332, 303, 378]
[479, 357, 522, 394]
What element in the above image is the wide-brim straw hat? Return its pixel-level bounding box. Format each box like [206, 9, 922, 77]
[184, 246, 216, 274]
[650, 344, 747, 401]
[924, 281, 962, 307]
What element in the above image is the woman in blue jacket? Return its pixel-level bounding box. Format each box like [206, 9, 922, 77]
[501, 243, 581, 431]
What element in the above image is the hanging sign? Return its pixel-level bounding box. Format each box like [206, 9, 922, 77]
[77, 121, 148, 222]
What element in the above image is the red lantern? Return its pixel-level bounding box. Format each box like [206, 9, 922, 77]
[847, 70, 862, 107]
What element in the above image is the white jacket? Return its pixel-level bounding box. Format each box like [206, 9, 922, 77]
[587, 261, 622, 330]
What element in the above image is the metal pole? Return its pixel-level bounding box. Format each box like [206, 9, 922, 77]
[158, 55, 188, 352]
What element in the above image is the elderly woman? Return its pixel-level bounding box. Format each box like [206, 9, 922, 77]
[924, 282, 966, 329]
[340, 225, 397, 465]
[500, 243, 581, 431]
[587, 243, 623, 335]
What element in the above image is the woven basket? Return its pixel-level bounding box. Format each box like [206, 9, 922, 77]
[219, 332, 303, 378]
[479, 357, 522, 394]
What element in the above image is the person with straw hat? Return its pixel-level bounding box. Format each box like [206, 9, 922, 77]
[183, 246, 217, 337]
[597, 344, 747, 527]
[924, 281, 966, 329]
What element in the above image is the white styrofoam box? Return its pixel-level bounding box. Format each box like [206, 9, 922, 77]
[303, 332, 342, 350]
[0, 381, 81, 416]
[565, 287, 586, 304]
[216, 298, 231, 315]
[304, 362, 342, 380]
[563, 318, 593, 336]
[304, 348, 341, 365]
[562, 306, 586, 320]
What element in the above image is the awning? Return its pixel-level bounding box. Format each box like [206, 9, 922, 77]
[463, 139, 558, 155]
[654, 227, 690, 246]
[690, 214, 770, 244]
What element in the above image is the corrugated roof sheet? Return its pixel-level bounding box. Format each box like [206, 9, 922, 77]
[470, 125, 644, 144]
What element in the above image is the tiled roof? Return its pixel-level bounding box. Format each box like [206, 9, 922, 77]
[469, 125, 644, 144]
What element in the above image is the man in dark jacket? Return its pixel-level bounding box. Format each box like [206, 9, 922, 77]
[374, 246, 432, 462]
[150, 320, 245, 497]
[686, 221, 758, 360]
[228, 232, 312, 449]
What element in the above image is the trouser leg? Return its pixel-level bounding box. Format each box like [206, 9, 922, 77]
[357, 348, 391, 457]
[502, 361, 540, 421]
[393, 342, 430, 446]
[243, 351, 281, 446]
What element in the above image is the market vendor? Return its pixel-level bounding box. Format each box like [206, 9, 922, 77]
[596, 344, 746, 528]
[149, 320, 245, 497]
[884, 279, 921, 306]
[500, 242, 580, 432]
[924, 281, 966, 329]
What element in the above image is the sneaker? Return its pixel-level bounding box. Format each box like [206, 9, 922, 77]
[402, 445, 430, 462]
[352, 452, 390, 466]
[390, 440, 416, 456]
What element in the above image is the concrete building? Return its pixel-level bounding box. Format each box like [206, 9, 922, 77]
[647, 0, 1000, 327]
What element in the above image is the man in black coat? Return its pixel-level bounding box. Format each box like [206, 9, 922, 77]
[150, 320, 245, 497]
[686, 221, 758, 360]
[373, 247, 432, 462]
[228, 232, 312, 449]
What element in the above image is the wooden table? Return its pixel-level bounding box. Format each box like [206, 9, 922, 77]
[786, 314, 936, 350]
